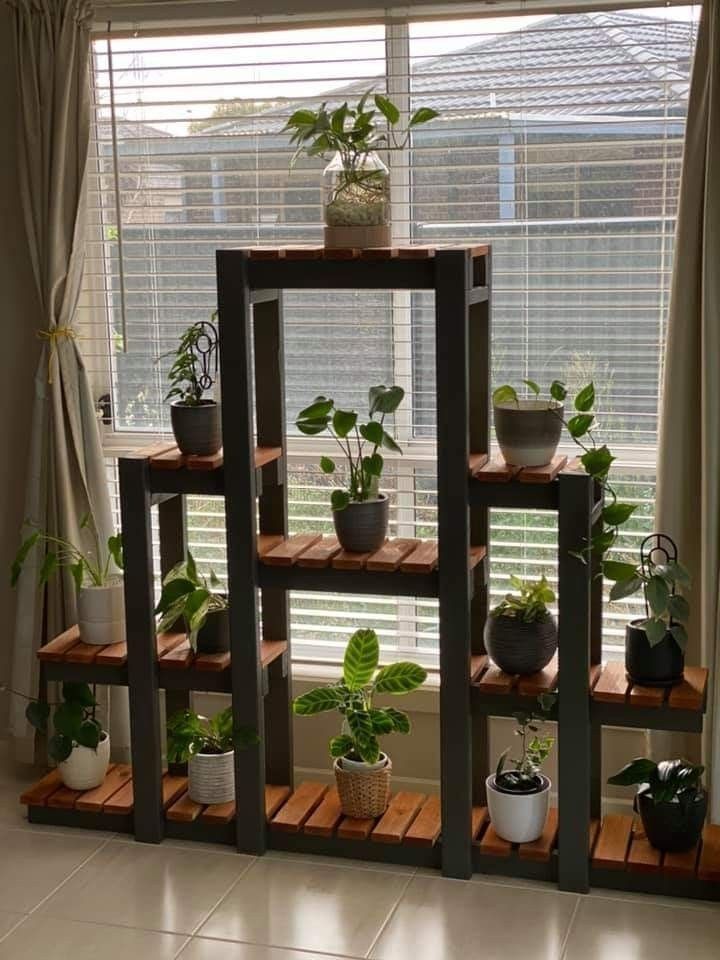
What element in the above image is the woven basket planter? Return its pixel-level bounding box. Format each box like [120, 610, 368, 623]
[188, 749, 235, 805]
[334, 755, 392, 819]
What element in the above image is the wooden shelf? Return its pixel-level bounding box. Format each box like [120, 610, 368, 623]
[146, 444, 282, 473]
[473, 806, 559, 865]
[471, 653, 558, 699]
[248, 245, 489, 262]
[470, 454, 572, 484]
[591, 662, 708, 732]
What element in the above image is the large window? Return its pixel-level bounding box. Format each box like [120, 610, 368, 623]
[83, 7, 698, 666]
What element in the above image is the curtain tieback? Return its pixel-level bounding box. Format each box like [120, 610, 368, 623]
[37, 327, 77, 383]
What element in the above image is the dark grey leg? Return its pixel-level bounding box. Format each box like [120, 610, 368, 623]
[158, 496, 189, 762]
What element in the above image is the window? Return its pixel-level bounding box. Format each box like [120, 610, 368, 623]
[83, 7, 699, 667]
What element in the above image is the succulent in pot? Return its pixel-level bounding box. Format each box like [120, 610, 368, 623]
[292, 628, 427, 819]
[159, 318, 220, 456]
[167, 707, 258, 804]
[486, 699, 555, 844]
[608, 757, 706, 852]
[485, 575, 557, 676]
[605, 533, 690, 687]
[155, 551, 229, 654]
[284, 90, 439, 248]
[11, 515, 124, 647]
[295, 385, 404, 553]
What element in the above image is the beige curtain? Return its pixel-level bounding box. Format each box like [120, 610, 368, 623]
[656, 0, 720, 821]
[5, 0, 121, 761]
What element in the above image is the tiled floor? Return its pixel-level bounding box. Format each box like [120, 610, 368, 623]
[1, 747, 719, 959]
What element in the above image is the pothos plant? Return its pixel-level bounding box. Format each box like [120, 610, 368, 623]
[166, 707, 258, 762]
[604, 554, 691, 651]
[155, 551, 228, 651]
[608, 758, 704, 807]
[159, 318, 217, 406]
[296, 385, 404, 511]
[491, 575, 555, 623]
[492, 379, 634, 562]
[292, 628, 427, 765]
[495, 695, 556, 794]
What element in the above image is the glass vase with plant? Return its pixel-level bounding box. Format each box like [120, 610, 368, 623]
[159, 318, 220, 456]
[485, 574, 557, 676]
[155, 551, 229, 654]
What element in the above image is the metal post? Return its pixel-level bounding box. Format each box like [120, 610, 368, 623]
[158, 496, 190, 753]
[216, 250, 266, 855]
[557, 472, 593, 892]
[590, 502, 604, 820]
[119, 455, 163, 842]
[435, 249, 473, 879]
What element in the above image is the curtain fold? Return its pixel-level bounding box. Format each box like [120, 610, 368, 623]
[656, 0, 720, 821]
[5, 0, 120, 760]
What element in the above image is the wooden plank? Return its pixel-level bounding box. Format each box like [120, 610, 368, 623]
[371, 792, 425, 844]
[589, 663, 603, 690]
[159, 638, 194, 669]
[265, 784, 292, 820]
[249, 248, 283, 259]
[627, 819, 663, 873]
[474, 663, 517, 694]
[95, 641, 128, 666]
[473, 457, 520, 483]
[592, 814, 633, 869]
[366, 538, 420, 572]
[517, 654, 558, 697]
[359, 247, 396, 260]
[254, 446, 283, 469]
[337, 815, 376, 840]
[322, 247, 361, 260]
[399, 541, 438, 574]
[76, 764, 132, 812]
[470, 244, 490, 257]
[396, 246, 435, 259]
[698, 824, 720, 882]
[663, 842, 700, 877]
[185, 451, 223, 471]
[201, 800, 236, 824]
[468, 452, 489, 475]
[257, 534, 285, 558]
[20, 769, 64, 806]
[628, 682, 666, 708]
[194, 651, 231, 672]
[46, 785, 84, 809]
[104, 779, 134, 815]
[470, 654, 488, 682]
[668, 667, 708, 711]
[592, 661, 629, 703]
[518, 455, 568, 484]
[162, 774, 190, 809]
[64, 641, 104, 664]
[150, 448, 185, 470]
[262, 533, 322, 567]
[468, 545, 487, 570]
[282, 247, 322, 260]
[166, 792, 204, 822]
[471, 806, 488, 840]
[332, 549, 372, 571]
[304, 787, 344, 838]
[404, 795, 442, 847]
[37, 625, 81, 662]
[156, 633, 187, 657]
[519, 807, 559, 862]
[128, 441, 177, 461]
[295, 536, 342, 569]
[589, 818, 601, 854]
[270, 781, 327, 832]
[261, 640, 287, 668]
[478, 823, 512, 857]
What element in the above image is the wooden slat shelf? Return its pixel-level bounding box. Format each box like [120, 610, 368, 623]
[472, 806, 559, 865]
[469, 453, 573, 484]
[471, 654, 558, 700]
[137, 444, 282, 473]
[591, 662, 708, 731]
[247, 245, 489, 262]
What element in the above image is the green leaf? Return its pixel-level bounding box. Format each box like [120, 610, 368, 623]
[333, 409, 357, 438]
[602, 503, 637, 526]
[297, 398, 333, 421]
[366, 452, 383, 477]
[62, 682, 96, 708]
[567, 414, 594, 438]
[654, 561, 692, 589]
[409, 106, 439, 127]
[383, 706, 411, 734]
[155, 577, 195, 614]
[284, 109, 318, 130]
[329, 734, 355, 758]
[369, 708, 395, 734]
[374, 94, 400, 124]
[80, 513, 91, 529]
[374, 661, 427, 694]
[642, 617, 669, 647]
[359, 421, 384, 445]
[646, 576, 670, 617]
[522, 379, 540, 396]
[381, 431, 402, 454]
[296, 417, 331, 436]
[10, 531, 40, 586]
[330, 103, 348, 134]
[550, 380, 567, 402]
[492, 385, 518, 406]
[343, 628, 379, 690]
[668, 594, 690, 622]
[603, 560, 639, 582]
[369, 385, 404, 415]
[331, 489, 350, 511]
[574, 382, 595, 412]
[580, 445, 615, 480]
[48, 733, 73, 763]
[75, 720, 102, 749]
[669, 623, 688, 651]
[53, 701, 83, 738]
[347, 711, 380, 763]
[319, 456, 335, 474]
[185, 550, 198, 583]
[70, 560, 85, 592]
[609, 576, 643, 601]
[292, 686, 344, 716]
[607, 757, 657, 786]
[25, 700, 50, 732]
[38, 551, 58, 586]
[107, 533, 123, 570]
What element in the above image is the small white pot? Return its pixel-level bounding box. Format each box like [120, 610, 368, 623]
[340, 753, 389, 774]
[59, 732, 110, 790]
[486, 773, 550, 843]
[77, 578, 125, 646]
[188, 749, 235, 805]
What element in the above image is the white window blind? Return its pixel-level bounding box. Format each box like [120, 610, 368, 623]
[84, 7, 698, 667]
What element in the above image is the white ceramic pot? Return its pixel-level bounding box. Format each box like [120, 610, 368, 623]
[340, 752, 389, 774]
[59, 732, 110, 790]
[486, 772, 550, 843]
[188, 749, 235, 805]
[77, 578, 125, 646]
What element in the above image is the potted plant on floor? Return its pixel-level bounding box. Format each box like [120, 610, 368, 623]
[484, 575, 557, 676]
[486, 700, 555, 843]
[292, 628, 427, 818]
[604, 533, 690, 687]
[296, 385, 404, 552]
[155, 551, 229, 654]
[160, 318, 221, 456]
[284, 90, 439, 248]
[11, 515, 124, 646]
[608, 758, 706, 852]
[167, 707, 259, 804]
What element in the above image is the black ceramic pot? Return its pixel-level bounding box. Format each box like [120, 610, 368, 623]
[197, 604, 230, 654]
[484, 613, 558, 675]
[636, 787, 707, 853]
[170, 400, 222, 456]
[625, 619, 684, 687]
[333, 495, 389, 553]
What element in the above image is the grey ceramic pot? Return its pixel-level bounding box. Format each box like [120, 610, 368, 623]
[197, 604, 230, 655]
[484, 612, 558, 675]
[170, 400, 222, 456]
[333, 495, 389, 553]
[493, 401, 564, 467]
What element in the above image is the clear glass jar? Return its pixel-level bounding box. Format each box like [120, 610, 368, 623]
[322, 151, 390, 229]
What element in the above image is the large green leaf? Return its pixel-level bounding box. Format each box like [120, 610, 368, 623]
[492, 385, 518, 406]
[602, 503, 638, 526]
[343, 628, 379, 690]
[522, 379, 540, 396]
[75, 720, 102, 749]
[53, 701, 83, 739]
[374, 661, 427, 694]
[292, 686, 344, 716]
[38, 551, 58, 586]
[670, 623, 688, 652]
[319, 456, 335, 475]
[549, 380, 567, 402]
[574, 382, 595, 412]
[333, 409, 357, 438]
[668, 594, 690, 622]
[62, 682, 96, 708]
[381, 431, 402, 454]
[329, 734, 355, 758]
[359, 421, 383, 445]
[296, 417, 331, 436]
[155, 576, 195, 614]
[10, 530, 40, 586]
[409, 107, 439, 127]
[642, 617, 669, 647]
[602, 560, 639, 582]
[580, 445, 615, 480]
[607, 757, 658, 786]
[297, 397, 333, 420]
[374, 94, 400, 124]
[609, 576, 643, 601]
[107, 533, 123, 571]
[567, 414, 594, 438]
[331, 489, 350, 511]
[48, 733, 73, 763]
[369, 385, 404, 415]
[25, 700, 50, 732]
[383, 706, 411, 734]
[347, 710, 380, 763]
[368, 708, 395, 734]
[645, 576, 670, 617]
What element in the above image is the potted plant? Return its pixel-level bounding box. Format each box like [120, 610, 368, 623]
[608, 758, 706, 852]
[604, 534, 690, 687]
[284, 91, 439, 248]
[485, 575, 557, 676]
[296, 384, 404, 552]
[486, 701, 555, 843]
[155, 551, 229, 654]
[167, 707, 259, 805]
[11, 515, 124, 646]
[160, 318, 220, 456]
[292, 628, 427, 818]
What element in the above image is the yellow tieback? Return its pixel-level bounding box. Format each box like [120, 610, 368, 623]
[37, 326, 77, 383]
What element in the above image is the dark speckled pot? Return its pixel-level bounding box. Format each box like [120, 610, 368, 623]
[484, 613, 558, 675]
[333, 495, 388, 553]
[170, 400, 222, 456]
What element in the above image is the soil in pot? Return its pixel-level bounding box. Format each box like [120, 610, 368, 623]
[333, 494, 389, 553]
[196, 603, 230, 654]
[334, 753, 391, 819]
[77, 577, 125, 646]
[486, 772, 550, 844]
[59, 732, 111, 790]
[484, 613, 557, 675]
[636, 787, 707, 852]
[170, 399, 222, 456]
[493, 400, 564, 467]
[188, 748, 235, 805]
[625, 619, 684, 687]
